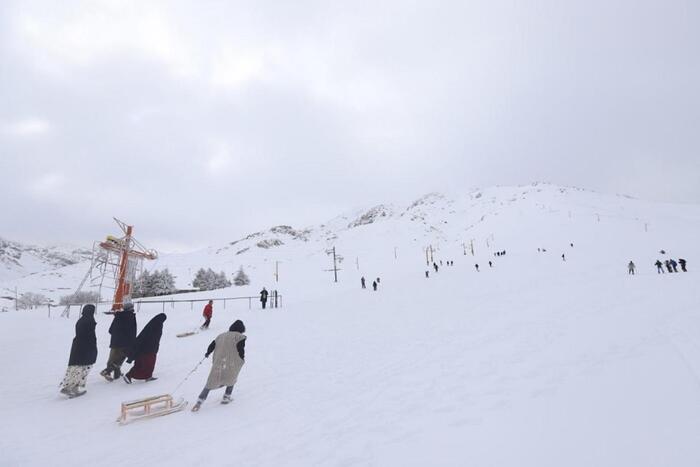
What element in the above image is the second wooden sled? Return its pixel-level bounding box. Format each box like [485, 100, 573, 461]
[117, 394, 188, 425]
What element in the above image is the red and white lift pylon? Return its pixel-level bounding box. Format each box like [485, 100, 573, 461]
[62, 218, 157, 317]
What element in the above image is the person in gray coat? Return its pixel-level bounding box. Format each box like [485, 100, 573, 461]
[192, 320, 246, 412]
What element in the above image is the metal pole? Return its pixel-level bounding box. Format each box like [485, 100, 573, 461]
[333, 247, 338, 283]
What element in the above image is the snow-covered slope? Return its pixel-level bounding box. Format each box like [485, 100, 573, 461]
[0, 237, 91, 282]
[1, 182, 699, 466]
[4, 183, 697, 308]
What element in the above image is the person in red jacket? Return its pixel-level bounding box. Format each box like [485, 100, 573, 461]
[201, 300, 213, 330]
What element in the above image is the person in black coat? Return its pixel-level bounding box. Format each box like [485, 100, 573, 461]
[60, 304, 98, 397]
[260, 288, 269, 309]
[123, 313, 167, 384]
[100, 303, 137, 381]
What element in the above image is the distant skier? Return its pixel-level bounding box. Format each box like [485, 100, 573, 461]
[376, 277, 381, 284]
[440, 260, 443, 266]
[488, 261, 493, 268]
[655, 260, 664, 274]
[372, 281, 378, 291]
[475, 264, 479, 272]
[60, 304, 97, 398]
[192, 320, 246, 412]
[123, 313, 167, 384]
[201, 300, 213, 330]
[260, 287, 269, 309]
[434, 263, 439, 273]
[670, 259, 678, 273]
[679, 258, 687, 272]
[665, 260, 673, 273]
[562, 253, 566, 261]
[100, 303, 137, 382]
[361, 277, 366, 289]
[425, 270, 429, 278]
[628, 261, 636, 275]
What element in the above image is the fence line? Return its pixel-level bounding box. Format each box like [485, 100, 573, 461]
[47, 293, 283, 318]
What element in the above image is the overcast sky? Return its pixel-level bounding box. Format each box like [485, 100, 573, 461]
[1, 0, 699, 252]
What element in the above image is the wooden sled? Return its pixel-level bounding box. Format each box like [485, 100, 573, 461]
[176, 331, 197, 338]
[117, 394, 188, 425]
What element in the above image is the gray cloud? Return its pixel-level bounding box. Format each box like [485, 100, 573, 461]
[1, 0, 698, 251]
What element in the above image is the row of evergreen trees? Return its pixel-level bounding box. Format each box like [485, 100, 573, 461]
[132, 267, 251, 298]
[192, 268, 231, 290]
[133, 269, 177, 298]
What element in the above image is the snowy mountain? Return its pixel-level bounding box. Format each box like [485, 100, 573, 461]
[2, 182, 700, 466]
[2, 183, 698, 308]
[0, 236, 91, 282]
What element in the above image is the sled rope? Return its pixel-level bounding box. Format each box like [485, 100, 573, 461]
[171, 357, 205, 395]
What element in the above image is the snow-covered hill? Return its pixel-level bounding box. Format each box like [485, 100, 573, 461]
[1, 182, 700, 466]
[0, 237, 91, 282]
[1, 183, 699, 466]
[3, 183, 697, 308]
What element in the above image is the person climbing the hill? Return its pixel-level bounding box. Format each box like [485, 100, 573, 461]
[60, 304, 98, 398]
[475, 264, 479, 272]
[201, 300, 213, 330]
[361, 277, 366, 289]
[670, 259, 678, 273]
[192, 320, 246, 412]
[260, 287, 269, 309]
[655, 260, 664, 274]
[679, 258, 687, 272]
[628, 261, 636, 275]
[665, 260, 673, 273]
[100, 303, 137, 381]
[123, 313, 167, 384]
[372, 280, 378, 291]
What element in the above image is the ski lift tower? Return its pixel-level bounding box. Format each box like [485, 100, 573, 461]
[61, 218, 157, 317]
[100, 218, 157, 311]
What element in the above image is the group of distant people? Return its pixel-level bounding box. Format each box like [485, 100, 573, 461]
[361, 276, 381, 291]
[654, 258, 687, 274]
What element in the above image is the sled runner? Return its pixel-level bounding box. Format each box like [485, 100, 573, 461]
[117, 394, 187, 425]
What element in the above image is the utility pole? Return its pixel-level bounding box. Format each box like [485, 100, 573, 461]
[274, 261, 279, 282]
[470, 239, 474, 256]
[325, 247, 340, 283]
[425, 247, 430, 266]
[356, 256, 360, 270]
[394, 247, 397, 260]
[429, 245, 434, 263]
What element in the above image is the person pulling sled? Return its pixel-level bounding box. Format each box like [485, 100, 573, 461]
[192, 320, 247, 412]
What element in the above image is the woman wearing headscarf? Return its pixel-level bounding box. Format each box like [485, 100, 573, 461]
[99, 303, 137, 381]
[122, 313, 167, 384]
[60, 304, 98, 398]
[191, 320, 246, 412]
